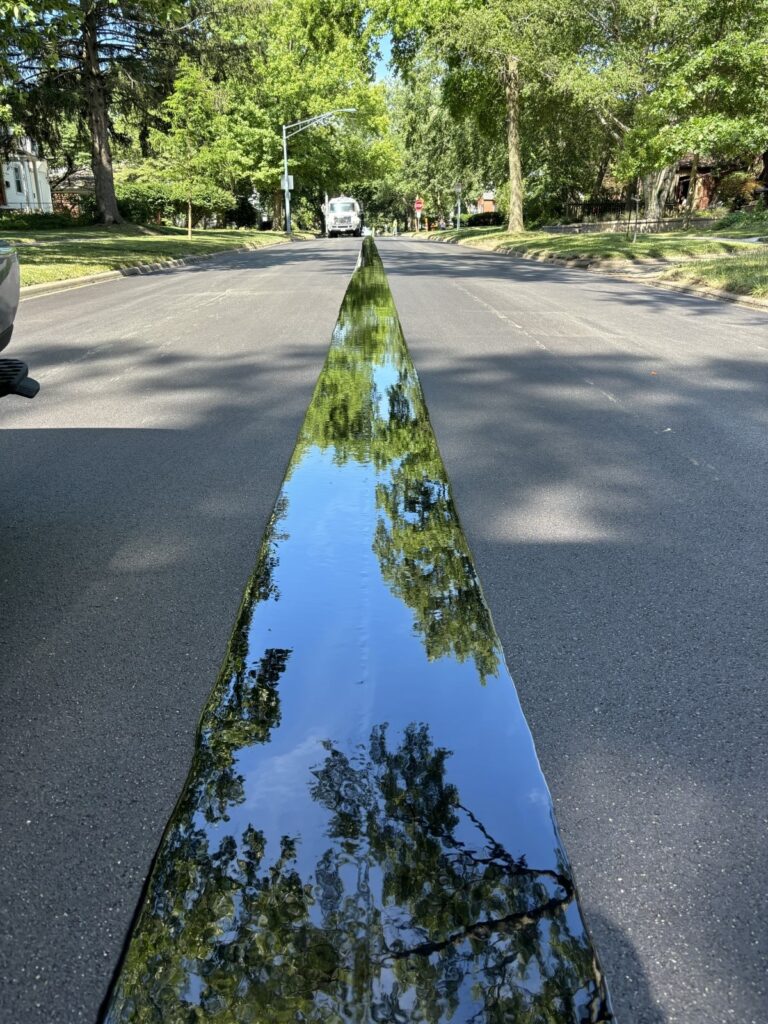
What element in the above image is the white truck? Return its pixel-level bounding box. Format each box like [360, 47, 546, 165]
[325, 196, 362, 238]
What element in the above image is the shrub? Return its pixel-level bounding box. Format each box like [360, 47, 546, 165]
[455, 212, 495, 228]
[0, 210, 93, 230]
[77, 193, 98, 222]
[115, 176, 175, 223]
[225, 196, 258, 228]
[713, 207, 768, 232]
[466, 211, 504, 227]
[115, 172, 234, 225]
[522, 193, 566, 228]
[716, 172, 761, 210]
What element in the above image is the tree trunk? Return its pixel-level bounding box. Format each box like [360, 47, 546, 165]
[504, 55, 524, 234]
[138, 121, 150, 160]
[593, 153, 610, 197]
[187, 198, 192, 239]
[81, 2, 122, 225]
[641, 164, 676, 221]
[684, 153, 700, 227]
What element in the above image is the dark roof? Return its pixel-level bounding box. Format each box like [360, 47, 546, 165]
[50, 167, 95, 193]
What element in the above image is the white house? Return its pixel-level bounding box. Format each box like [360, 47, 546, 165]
[1, 137, 54, 213]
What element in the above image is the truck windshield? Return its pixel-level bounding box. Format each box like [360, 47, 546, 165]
[330, 202, 356, 213]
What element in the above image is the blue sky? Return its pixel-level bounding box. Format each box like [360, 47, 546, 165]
[375, 33, 393, 82]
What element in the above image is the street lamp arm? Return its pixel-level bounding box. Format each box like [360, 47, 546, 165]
[284, 108, 356, 137]
[281, 108, 356, 237]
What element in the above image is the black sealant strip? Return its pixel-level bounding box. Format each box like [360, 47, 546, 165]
[100, 239, 614, 1023]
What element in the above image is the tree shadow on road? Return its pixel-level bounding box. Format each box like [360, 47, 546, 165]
[379, 238, 768, 328]
[372, 307, 768, 1024]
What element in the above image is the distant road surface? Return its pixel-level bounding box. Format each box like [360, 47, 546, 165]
[2, 236, 766, 1024]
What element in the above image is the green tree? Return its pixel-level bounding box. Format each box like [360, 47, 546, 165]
[1, 0, 183, 222]
[381, 0, 595, 231]
[618, 0, 768, 222]
[142, 58, 244, 233]
[380, 0, 768, 230]
[188, 0, 395, 227]
[559, 0, 768, 218]
[370, 62, 502, 227]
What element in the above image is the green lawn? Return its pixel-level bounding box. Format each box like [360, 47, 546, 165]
[5, 227, 309, 287]
[659, 248, 768, 297]
[0, 223, 149, 245]
[417, 226, 757, 262]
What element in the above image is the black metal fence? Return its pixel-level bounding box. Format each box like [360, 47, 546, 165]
[560, 199, 678, 223]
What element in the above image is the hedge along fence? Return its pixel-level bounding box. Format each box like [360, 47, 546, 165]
[0, 209, 97, 230]
[464, 211, 504, 228]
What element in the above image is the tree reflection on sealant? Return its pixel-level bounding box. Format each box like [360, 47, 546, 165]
[292, 248, 500, 681]
[100, 240, 613, 1023]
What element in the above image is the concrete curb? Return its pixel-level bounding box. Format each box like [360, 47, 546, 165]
[412, 235, 768, 314]
[19, 238, 293, 300]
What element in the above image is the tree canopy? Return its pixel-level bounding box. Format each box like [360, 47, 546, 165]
[2, 0, 766, 227]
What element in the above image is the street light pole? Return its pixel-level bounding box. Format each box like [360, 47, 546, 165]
[282, 125, 291, 236]
[280, 108, 356, 237]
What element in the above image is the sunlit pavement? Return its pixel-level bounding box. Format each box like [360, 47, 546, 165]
[2, 236, 767, 1024]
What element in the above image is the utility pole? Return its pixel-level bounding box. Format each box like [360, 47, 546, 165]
[281, 109, 356, 236]
[282, 124, 291, 236]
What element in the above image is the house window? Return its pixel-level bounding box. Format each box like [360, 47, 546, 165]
[14, 166, 24, 194]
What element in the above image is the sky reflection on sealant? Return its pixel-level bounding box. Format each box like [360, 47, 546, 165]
[100, 239, 613, 1024]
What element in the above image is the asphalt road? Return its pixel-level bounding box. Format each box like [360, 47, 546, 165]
[379, 238, 768, 1024]
[2, 236, 766, 1024]
[0, 240, 361, 1022]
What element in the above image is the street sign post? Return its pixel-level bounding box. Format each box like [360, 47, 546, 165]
[280, 174, 294, 191]
[414, 197, 424, 230]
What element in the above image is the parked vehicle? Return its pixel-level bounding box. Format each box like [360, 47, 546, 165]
[325, 196, 362, 237]
[1, 244, 39, 400]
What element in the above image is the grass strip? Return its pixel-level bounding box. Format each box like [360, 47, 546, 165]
[659, 248, 768, 297]
[7, 228, 310, 287]
[418, 227, 757, 262]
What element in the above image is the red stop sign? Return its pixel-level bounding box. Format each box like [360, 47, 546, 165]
[414, 198, 424, 212]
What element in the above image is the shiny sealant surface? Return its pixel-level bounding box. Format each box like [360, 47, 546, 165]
[101, 239, 613, 1023]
